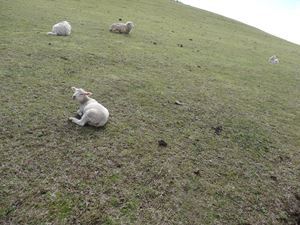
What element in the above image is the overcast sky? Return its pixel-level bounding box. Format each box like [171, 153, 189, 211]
[180, 0, 300, 45]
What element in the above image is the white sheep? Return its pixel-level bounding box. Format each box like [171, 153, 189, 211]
[269, 55, 279, 64]
[47, 21, 72, 36]
[109, 21, 134, 34]
[69, 87, 109, 127]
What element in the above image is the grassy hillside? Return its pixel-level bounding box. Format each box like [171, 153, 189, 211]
[0, 0, 300, 224]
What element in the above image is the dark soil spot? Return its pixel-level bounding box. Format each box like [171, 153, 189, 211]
[291, 211, 300, 225]
[60, 56, 68, 60]
[212, 126, 223, 135]
[284, 193, 300, 225]
[115, 162, 122, 168]
[189, 38, 193, 41]
[297, 216, 300, 225]
[177, 44, 183, 47]
[48, 43, 51, 45]
[39, 189, 48, 195]
[270, 175, 278, 181]
[295, 194, 300, 201]
[119, 18, 122, 21]
[152, 41, 157, 45]
[278, 155, 292, 162]
[197, 65, 201, 68]
[194, 169, 200, 176]
[158, 140, 168, 147]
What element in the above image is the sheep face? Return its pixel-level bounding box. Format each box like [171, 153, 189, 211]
[126, 21, 134, 32]
[71, 87, 92, 103]
[269, 55, 279, 64]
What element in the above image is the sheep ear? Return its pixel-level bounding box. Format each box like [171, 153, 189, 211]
[71, 87, 77, 91]
[85, 92, 92, 96]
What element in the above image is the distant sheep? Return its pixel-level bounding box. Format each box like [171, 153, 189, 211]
[69, 87, 109, 127]
[109, 21, 134, 34]
[269, 55, 279, 64]
[47, 21, 71, 36]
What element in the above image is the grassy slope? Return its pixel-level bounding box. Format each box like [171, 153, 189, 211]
[0, 0, 300, 224]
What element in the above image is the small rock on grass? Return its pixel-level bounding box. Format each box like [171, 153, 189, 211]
[175, 100, 183, 105]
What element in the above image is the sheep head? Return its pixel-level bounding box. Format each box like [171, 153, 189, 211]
[126, 21, 134, 32]
[71, 87, 92, 103]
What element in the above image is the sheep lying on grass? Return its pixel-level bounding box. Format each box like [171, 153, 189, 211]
[269, 55, 279, 64]
[69, 87, 109, 127]
[47, 21, 71, 36]
[109, 21, 134, 34]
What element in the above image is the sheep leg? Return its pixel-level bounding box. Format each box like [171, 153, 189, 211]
[69, 114, 89, 126]
[77, 109, 83, 116]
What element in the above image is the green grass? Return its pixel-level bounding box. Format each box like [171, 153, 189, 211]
[1, 0, 300, 224]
